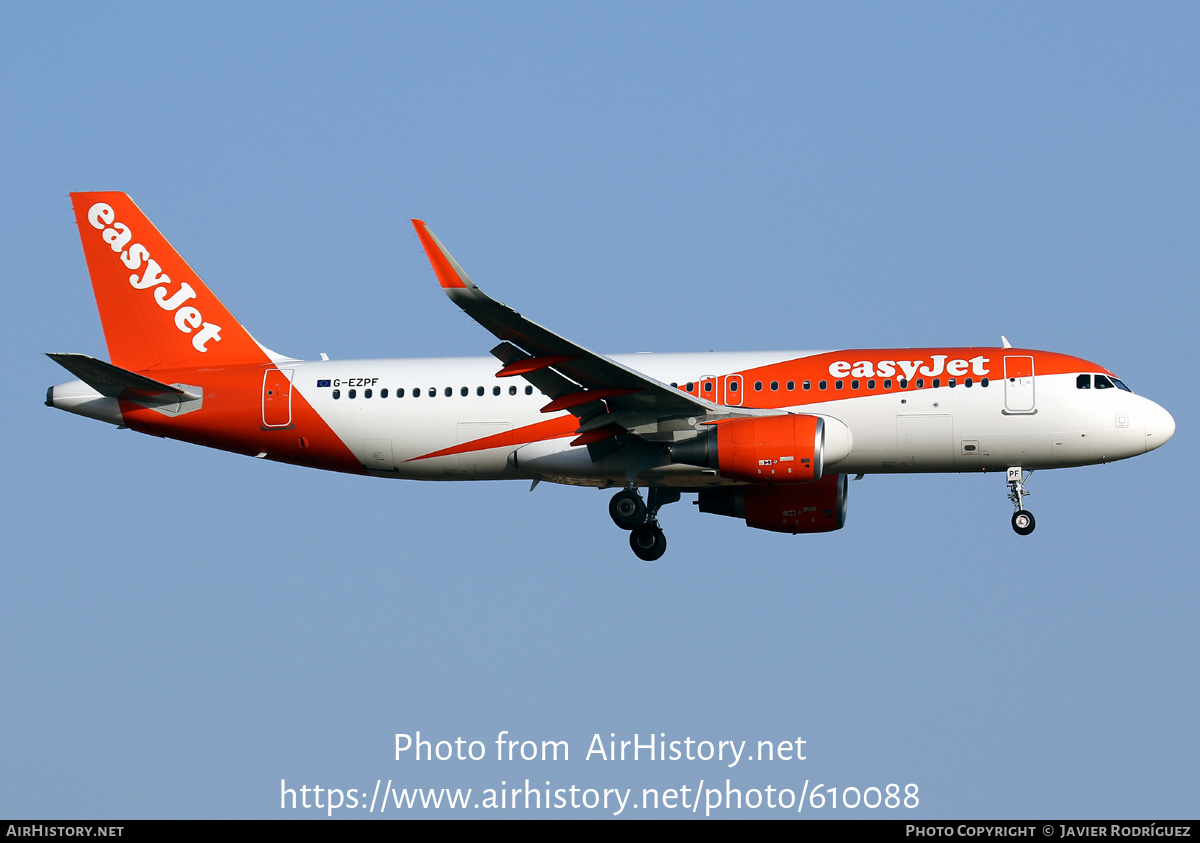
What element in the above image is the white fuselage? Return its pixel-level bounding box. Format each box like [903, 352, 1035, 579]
[271, 350, 1172, 486]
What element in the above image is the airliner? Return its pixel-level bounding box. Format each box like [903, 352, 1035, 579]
[46, 192, 1175, 560]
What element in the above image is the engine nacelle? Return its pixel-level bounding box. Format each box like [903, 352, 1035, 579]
[672, 414, 824, 483]
[696, 474, 849, 534]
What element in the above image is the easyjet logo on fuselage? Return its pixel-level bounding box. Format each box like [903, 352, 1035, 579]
[827, 354, 991, 380]
[86, 202, 223, 353]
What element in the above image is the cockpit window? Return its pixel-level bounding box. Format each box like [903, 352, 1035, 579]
[1094, 375, 1115, 390]
[1112, 378, 1132, 392]
[1076, 374, 1091, 389]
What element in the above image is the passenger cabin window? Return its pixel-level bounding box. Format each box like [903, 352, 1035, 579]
[899, 378, 908, 388]
[819, 380, 827, 390]
[349, 389, 357, 399]
[493, 386, 501, 396]
[915, 378, 924, 389]
[413, 388, 421, 398]
[509, 385, 517, 395]
[754, 381, 763, 391]
[381, 388, 388, 398]
[770, 381, 779, 391]
[1077, 375, 1091, 389]
[397, 388, 405, 398]
[786, 381, 794, 390]
[332, 389, 341, 399]
[525, 385, 533, 395]
[364, 388, 373, 399]
[730, 381, 739, 392]
[803, 381, 811, 390]
[445, 387, 453, 397]
[477, 386, 484, 396]
[461, 386, 469, 397]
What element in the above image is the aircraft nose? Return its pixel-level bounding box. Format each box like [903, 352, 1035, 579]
[1144, 401, 1175, 453]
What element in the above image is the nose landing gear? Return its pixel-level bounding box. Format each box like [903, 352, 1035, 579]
[1006, 467, 1036, 536]
[1011, 509, 1036, 536]
[609, 486, 680, 561]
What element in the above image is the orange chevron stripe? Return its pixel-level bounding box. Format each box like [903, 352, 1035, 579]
[407, 414, 579, 462]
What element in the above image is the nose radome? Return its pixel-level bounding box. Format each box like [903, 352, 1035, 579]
[1144, 402, 1175, 453]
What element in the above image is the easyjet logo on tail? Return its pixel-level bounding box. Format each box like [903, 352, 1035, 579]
[86, 202, 223, 353]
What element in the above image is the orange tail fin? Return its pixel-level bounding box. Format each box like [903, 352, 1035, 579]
[70, 192, 276, 372]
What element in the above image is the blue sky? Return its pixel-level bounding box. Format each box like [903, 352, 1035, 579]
[2, 2, 1197, 818]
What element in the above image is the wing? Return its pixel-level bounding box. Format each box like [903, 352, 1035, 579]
[412, 221, 738, 440]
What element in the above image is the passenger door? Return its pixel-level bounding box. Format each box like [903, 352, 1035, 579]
[1004, 356, 1035, 413]
[262, 368, 293, 428]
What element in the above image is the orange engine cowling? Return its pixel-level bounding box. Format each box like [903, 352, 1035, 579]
[696, 474, 848, 534]
[671, 414, 824, 483]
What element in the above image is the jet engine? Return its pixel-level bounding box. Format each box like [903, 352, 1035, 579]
[671, 414, 825, 483]
[696, 474, 849, 534]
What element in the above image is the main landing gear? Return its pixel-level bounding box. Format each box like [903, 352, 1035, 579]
[608, 489, 646, 530]
[609, 486, 679, 561]
[1006, 467, 1036, 536]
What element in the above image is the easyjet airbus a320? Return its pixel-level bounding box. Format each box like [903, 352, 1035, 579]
[47, 193, 1175, 559]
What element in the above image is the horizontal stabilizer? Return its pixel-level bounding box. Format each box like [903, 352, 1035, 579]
[46, 353, 198, 401]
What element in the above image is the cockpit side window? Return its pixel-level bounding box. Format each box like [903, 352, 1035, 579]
[1076, 374, 1091, 389]
[1112, 378, 1132, 392]
[1094, 374, 1115, 389]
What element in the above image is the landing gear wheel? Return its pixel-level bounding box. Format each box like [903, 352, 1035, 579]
[1011, 509, 1036, 536]
[609, 489, 646, 530]
[629, 523, 667, 561]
